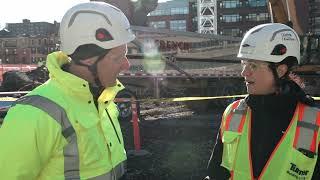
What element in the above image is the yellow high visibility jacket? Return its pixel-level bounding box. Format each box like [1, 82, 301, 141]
[0, 52, 127, 179]
[220, 99, 320, 180]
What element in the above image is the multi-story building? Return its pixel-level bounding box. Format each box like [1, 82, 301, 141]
[147, 0, 197, 32]
[0, 19, 60, 64]
[217, 0, 270, 37]
[309, 0, 320, 34]
[6, 19, 59, 36]
[0, 29, 59, 64]
[148, 0, 269, 36]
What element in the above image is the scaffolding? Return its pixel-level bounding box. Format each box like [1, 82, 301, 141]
[197, 0, 217, 34]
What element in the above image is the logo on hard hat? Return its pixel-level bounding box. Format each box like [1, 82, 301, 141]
[281, 33, 295, 41]
[95, 28, 114, 42]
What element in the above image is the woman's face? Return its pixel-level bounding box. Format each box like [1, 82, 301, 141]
[241, 60, 277, 95]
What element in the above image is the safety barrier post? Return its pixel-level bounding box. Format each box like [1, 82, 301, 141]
[131, 97, 141, 151]
[114, 97, 149, 156]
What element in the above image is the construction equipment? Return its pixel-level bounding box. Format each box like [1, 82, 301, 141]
[268, 0, 320, 66]
[267, 0, 320, 96]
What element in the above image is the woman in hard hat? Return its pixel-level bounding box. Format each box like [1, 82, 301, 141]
[205, 23, 319, 180]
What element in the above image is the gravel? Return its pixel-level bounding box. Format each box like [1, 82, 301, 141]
[121, 101, 224, 180]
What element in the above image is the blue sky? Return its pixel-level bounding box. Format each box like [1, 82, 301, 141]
[0, 0, 169, 29]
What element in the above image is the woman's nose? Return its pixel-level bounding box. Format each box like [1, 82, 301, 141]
[241, 65, 253, 77]
[120, 57, 130, 72]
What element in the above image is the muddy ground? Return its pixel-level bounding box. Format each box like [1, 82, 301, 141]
[121, 101, 224, 180]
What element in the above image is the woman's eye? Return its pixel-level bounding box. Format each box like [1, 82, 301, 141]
[249, 63, 258, 70]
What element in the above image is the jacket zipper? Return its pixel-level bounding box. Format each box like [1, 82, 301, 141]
[106, 110, 121, 144]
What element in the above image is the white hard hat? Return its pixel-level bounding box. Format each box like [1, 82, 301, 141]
[59, 2, 136, 55]
[237, 23, 300, 64]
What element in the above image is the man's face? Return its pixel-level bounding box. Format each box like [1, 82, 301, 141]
[241, 60, 276, 95]
[97, 45, 130, 88]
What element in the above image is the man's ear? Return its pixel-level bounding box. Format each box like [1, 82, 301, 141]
[79, 57, 97, 66]
[276, 64, 288, 78]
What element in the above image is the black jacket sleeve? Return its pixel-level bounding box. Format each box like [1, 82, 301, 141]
[206, 129, 231, 180]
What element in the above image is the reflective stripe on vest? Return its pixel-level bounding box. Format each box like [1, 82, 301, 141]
[294, 105, 320, 152]
[13, 95, 80, 179]
[88, 162, 126, 180]
[225, 99, 247, 132]
[225, 101, 319, 152]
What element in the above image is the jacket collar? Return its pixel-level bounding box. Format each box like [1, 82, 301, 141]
[46, 51, 124, 102]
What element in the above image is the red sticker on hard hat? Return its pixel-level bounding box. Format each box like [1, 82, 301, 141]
[95, 28, 114, 42]
[271, 44, 287, 55]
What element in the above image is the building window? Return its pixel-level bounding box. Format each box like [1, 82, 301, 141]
[257, 13, 270, 21]
[248, 0, 266, 7]
[247, 13, 269, 21]
[247, 13, 257, 21]
[170, 20, 187, 31]
[170, 7, 188, 15]
[31, 48, 36, 54]
[314, 17, 320, 24]
[149, 9, 170, 16]
[221, 0, 240, 8]
[222, 28, 240, 37]
[221, 14, 241, 22]
[149, 21, 167, 29]
[22, 57, 26, 64]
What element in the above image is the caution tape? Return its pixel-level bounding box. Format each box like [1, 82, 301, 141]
[134, 94, 248, 103]
[0, 94, 319, 103]
[124, 95, 320, 103]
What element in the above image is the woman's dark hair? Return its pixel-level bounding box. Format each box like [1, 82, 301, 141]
[278, 56, 299, 71]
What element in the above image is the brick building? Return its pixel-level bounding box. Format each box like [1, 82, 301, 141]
[0, 29, 59, 64]
[6, 19, 59, 36]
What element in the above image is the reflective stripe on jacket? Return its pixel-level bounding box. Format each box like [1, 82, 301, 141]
[220, 99, 320, 180]
[0, 52, 127, 179]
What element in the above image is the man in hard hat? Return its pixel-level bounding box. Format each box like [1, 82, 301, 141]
[0, 2, 135, 179]
[205, 23, 319, 179]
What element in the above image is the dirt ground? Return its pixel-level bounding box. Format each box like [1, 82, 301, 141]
[121, 101, 224, 180]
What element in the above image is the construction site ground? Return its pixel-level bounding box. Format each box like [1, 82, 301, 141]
[121, 101, 224, 180]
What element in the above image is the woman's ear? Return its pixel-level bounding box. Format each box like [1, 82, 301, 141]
[276, 64, 288, 78]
